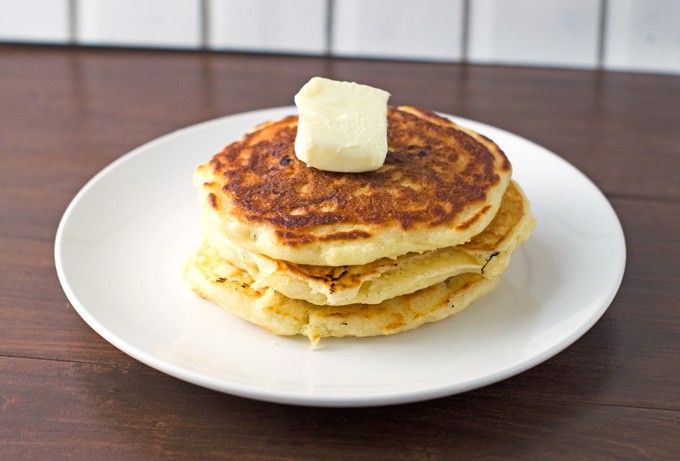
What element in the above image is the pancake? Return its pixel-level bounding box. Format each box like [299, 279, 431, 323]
[203, 180, 535, 306]
[183, 241, 502, 346]
[194, 106, 512, 266]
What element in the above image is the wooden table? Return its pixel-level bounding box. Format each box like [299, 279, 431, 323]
[1, 45, 678, 459]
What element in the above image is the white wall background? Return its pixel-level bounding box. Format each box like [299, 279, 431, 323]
[0, 0, 678, 75]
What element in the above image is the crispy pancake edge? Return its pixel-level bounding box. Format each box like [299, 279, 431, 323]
[183, 244, 502, 345]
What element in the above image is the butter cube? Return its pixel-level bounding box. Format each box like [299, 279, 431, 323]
[294, 77, 390, 173]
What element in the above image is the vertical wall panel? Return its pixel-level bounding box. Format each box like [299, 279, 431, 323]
[208, 0, 328, 54]
[0, 0, 70, 43]
[332, 0, 465, 62]
[467, 0, 601, 68]
[77, 0, 202, 49]
[603, 0, 680, 74]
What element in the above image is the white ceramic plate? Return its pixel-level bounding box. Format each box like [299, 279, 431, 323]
[55, 106, 625, 407]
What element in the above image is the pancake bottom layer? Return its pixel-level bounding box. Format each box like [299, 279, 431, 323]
[184, 242, 502, 346]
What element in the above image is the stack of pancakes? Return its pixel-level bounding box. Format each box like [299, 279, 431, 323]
[184, 106, 535, 346]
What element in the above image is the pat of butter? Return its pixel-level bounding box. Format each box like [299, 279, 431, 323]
[294, 77, 390, 173]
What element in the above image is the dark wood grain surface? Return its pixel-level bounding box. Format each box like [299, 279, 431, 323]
[1, 45, 678, 459]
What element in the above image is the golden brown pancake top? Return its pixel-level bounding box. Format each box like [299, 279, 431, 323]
[200, 106, 510, 246]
